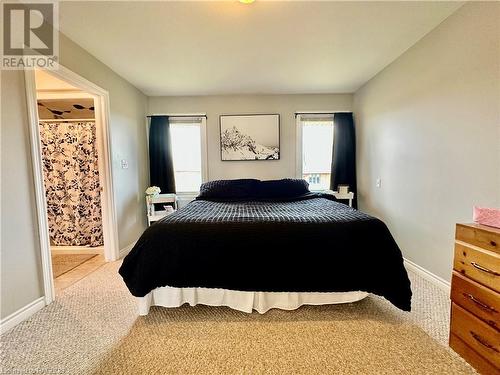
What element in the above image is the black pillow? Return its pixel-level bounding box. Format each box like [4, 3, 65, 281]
[198, 179, 260, 200]
[258, 178, 310, 198]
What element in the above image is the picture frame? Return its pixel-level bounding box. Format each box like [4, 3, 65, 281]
[219, 114, 280, 161]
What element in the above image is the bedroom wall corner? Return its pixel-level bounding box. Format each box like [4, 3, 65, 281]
[353, 1, 500, 282]
[59, 33, 149, 250]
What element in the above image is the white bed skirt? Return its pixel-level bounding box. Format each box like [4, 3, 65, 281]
[137, 287, 369, 315]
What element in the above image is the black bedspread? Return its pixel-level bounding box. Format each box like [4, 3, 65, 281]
[119, 195, 412, 311]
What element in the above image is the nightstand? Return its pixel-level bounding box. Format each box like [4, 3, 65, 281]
[325, 190, 354, 207]
[147, 193, 177, 226]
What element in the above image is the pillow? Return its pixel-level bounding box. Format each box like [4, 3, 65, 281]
[198, 179, 260, 200]
[258, 178, 310, 199]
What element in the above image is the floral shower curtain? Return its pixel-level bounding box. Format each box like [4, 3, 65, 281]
[39, 121, 104, 246]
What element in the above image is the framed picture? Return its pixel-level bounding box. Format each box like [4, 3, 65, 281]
[220, 114, 280, 161]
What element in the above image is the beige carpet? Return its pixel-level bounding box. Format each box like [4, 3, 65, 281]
[51, 253, 97, 278]
[0, 261, 476, 374]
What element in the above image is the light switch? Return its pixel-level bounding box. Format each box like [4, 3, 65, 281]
[376, 178, 381, 188]
[121, 159, 129, 169]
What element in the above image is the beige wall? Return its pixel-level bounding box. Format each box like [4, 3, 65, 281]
[353, 2, 500, 281]
[1, 35, 148, 319]
[148, 94, 352, 181]
[1, 71, 45, 318]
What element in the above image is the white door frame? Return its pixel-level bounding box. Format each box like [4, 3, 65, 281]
[24, 65, 119, 305]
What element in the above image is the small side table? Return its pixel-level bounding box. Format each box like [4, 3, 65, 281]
[325, 190, 354, 207]
[147, 193, 177, 226]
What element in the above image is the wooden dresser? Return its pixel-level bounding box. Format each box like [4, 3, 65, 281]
[449, 223, 500, 374]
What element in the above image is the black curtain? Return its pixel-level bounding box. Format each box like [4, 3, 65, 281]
[330, 112, 357, 208]
[149, 116, 176, 193]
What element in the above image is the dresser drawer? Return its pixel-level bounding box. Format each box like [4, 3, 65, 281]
[450, 303, 500, 369]
[451, 271, 500, 330]
[457, 224, 500, 254]
[450, 334, 500, 375]
[454, 243, 500, 293]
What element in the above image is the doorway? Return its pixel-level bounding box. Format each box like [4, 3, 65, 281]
[25, 66, 119, 303]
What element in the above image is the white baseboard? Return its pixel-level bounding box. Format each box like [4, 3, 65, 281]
[51, 245, 104, 255]
[404, 258, 451, 294]
[119, 241, 137, 259]
[0, 297, 45, 334]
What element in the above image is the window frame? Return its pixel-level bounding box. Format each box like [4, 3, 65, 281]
[295, 112, 335, 192]
[147, 114, 208, 196]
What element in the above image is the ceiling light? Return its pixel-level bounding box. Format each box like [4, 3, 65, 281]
[239, 0, 255, 4]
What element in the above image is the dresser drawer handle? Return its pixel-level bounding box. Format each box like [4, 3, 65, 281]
[463, 293, 498, 313]
[470, 262, 500, 277]
[491, 240, 497, 247]
[470, 331, 499, 353]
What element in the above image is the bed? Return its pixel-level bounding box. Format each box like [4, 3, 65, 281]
[119, 179, 412, 314]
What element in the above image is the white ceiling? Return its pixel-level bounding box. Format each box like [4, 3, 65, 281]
[59, 1, 463, 96]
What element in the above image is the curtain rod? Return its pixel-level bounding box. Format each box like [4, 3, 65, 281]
[147, 114, 207, 118]
[295, 112, 336, 117]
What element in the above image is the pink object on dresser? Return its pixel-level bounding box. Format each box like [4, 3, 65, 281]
[473, 206, 500, 229]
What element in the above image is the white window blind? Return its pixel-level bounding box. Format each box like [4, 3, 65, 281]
[170, 119, 203, 193]
[300, 116, 334, 191]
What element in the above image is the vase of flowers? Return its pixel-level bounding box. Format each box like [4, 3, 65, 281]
[145, 186, 161, 216]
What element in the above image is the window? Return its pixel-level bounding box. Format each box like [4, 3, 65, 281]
[308, 174, 320, 185]
[169, 119, 206, 193]
[299, 116, 334, 191]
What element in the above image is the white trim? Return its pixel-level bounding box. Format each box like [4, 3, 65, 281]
[36, 91, 93, 100]
[119, 241, 137, 258]
[24, 70, 55, 305]
[403, 258, 451, 293]
[0, 297, 45, 334]
[200, 117, 209, 182]
[92, 82, 120, 261]
[25, 65, 120, 308]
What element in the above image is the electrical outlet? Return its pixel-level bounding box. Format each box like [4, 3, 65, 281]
[121, 159, 129, 169]
[376, 178, 381, 188]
